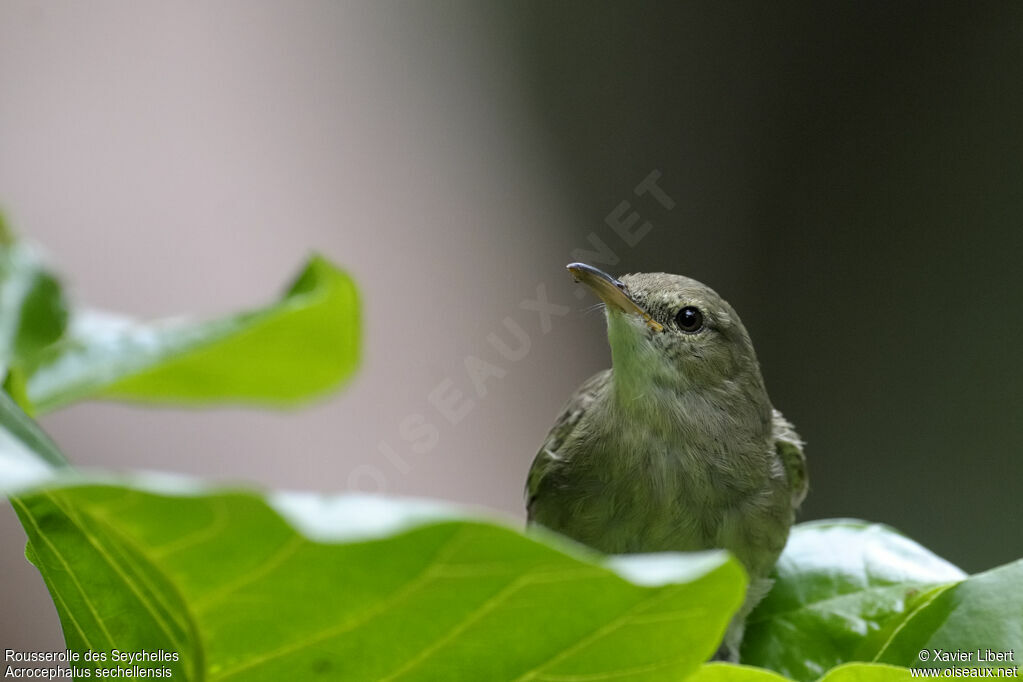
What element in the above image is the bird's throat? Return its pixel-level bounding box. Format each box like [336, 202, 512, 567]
[606, 313, 680, 407]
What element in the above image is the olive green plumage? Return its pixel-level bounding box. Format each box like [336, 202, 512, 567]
[526, 267, 807, 660]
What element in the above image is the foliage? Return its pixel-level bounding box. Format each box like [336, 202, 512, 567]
[740, 520, 965, 680]
[12, 478, 746, 681]
[1, 227, 1018, 681]
[1, 220, 359, 415]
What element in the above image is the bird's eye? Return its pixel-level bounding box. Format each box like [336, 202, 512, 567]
[674, 306, 704, 333]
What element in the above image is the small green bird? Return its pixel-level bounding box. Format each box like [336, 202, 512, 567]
[526, 263, 807, 660]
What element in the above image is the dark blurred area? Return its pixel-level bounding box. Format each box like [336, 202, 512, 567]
[512, 2, 1023, 571]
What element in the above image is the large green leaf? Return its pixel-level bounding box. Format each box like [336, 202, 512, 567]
[12, 478, 747, 681]
[0, 389, 67, 494]
[0, 222, 69, 379]
[22, 255, 360, 412]
[687, 662, 915, 682]
[818, 663, 914, 682]
[873, 558, 1023, 672]
[741, 520, 965, 682]
[688, 662, 792, 682]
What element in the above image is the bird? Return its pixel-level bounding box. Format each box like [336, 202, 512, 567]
[526, 263, 807, 661]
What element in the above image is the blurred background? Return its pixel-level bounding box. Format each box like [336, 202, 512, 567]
[2, 0, 1021, 649]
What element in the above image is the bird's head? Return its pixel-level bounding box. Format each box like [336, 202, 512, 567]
[568, 263, 766, 403]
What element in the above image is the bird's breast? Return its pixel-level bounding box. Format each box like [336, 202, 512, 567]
[558, 397, 778, 554]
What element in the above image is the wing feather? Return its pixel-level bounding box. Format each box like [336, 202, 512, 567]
[526, 369, 611, 521]
[772, 408, 808, 508]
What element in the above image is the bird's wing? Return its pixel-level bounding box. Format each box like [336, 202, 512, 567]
[526, 369, 611, 522]
[772, 408, 808, 508]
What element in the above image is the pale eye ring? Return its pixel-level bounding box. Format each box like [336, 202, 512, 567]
[674, 306, 704, 333]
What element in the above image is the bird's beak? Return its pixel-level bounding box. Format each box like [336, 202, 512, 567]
[567, 263, 663, 332]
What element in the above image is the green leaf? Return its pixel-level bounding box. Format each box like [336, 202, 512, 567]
[22, 255, 360, 412]
[0, 388, 68, 494]
[741, 520, 965, 682]
[687, 662, 792, 682]
[0, 234, 69, 377]
[12, 489, 201, 680]
[12, 478, 747, 681]
[873, 558, 1023, 671]
[818, 663, 914, 682]
[690, 660, 915, 682]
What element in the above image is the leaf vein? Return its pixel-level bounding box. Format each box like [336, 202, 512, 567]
[11, 496, 115, 649]
[47, 494, 189, 654]
[209, 526, 469, 681]
[512, 583, 694, 682]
